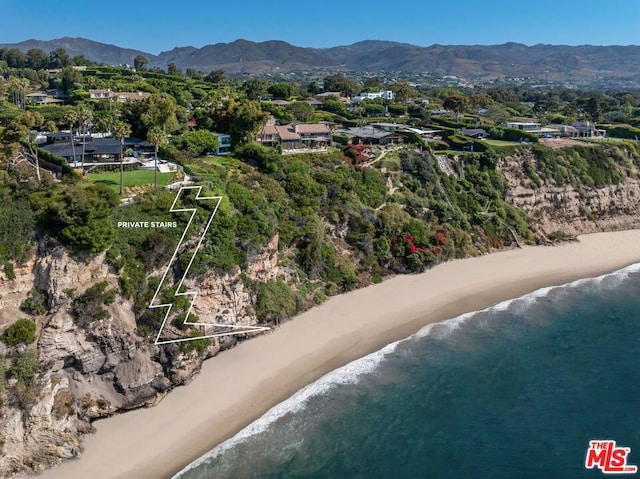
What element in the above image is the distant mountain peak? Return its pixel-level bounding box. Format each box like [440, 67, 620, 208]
[1, 37, 640, 83]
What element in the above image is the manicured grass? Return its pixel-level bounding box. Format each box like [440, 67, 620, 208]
[481, 139, 521, 147]
[89, 170, 175, 192]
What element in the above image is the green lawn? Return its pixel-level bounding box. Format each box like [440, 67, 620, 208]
[481, 139, 521, 147]
[90, 170, 175, 192]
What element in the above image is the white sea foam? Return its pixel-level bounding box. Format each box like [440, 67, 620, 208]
[173, 339, 404, 477]
[173, 261, 640, 477]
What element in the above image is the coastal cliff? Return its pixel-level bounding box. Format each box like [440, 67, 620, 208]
[499, 144, 640, 240]
[1, 141, 640, 476]
[0, 237, 281, 475]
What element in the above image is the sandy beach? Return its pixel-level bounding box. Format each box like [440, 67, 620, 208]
[32, 230, 640, 479]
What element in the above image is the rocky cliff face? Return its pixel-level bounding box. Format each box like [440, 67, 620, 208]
[0, 235, 281, 476]
[2, 142, 639, 476]
[499, 148, 640, 241]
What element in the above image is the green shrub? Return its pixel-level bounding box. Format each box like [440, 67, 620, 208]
[4, 319, 36, 345]
[72, 281, 118, 324]
[20, 289, 48, 315]
[255, 279, 298, 323]
[179, 332, 212, 355]
[3, 262, 15, 280]
[11, 349, 39, 411]
[11, 349, 38, 384]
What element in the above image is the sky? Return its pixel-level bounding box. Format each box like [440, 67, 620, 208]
[2, 0, 640, 54]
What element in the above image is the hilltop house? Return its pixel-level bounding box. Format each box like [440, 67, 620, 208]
[460, 128, 489, 139]
[89, 89, 151, 103]
[214, 133, 231, 155]
[352, 91, 395, 103]
[505, 122, 560, 138]
[334, 126, 403, 145]
[39, 133, 152, 166]
[258, 123, 332, 150]
[25, 92, 63, 106]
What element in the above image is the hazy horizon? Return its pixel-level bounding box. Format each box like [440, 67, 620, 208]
[3, 0, 639, 55]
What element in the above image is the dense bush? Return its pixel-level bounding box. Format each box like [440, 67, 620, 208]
[20, 289, 48, 315]
[36, 182, 118, 254]
[254, 279, 298, 323]
[72, 281, 117, 324]
[234, 142, 283, 173]
[0, 195, 35, 263]
[4, 319, 37, 345]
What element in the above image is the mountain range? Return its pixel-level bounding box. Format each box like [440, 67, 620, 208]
[3, 37, 640, 82]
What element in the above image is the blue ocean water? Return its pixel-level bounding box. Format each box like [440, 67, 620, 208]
[175, 265, 640, 479]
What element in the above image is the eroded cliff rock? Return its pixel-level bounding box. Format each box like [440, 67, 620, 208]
[0, 235, 282, 476]
[499, 148, 640, 241]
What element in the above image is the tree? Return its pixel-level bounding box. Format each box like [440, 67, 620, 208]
[584, 96, 603, 122]
[64, 109, 79, 167]
[76, 105, 93, 174]
[4, 48, 26, 68]
[205, 69, 225, 84]
[363, 76, 382, 91]
[41, 183, 118, 253]
[391, 81, 417, 103]
[470, 92, 494, 110]
[8, 76, 29, 109]
[486, 103, 510, 125]
[94, 111, 116, 135]
[113, 120, 132, 196]
[306, 81, 321, 95]
[287, 101, 314, 122]
[244, 77, 269, 100]
[443, 94, 469, 114]
[268, 83, 296, 100]
[229, 100, 269, 145]
[134, 55, 149, 71]
[167, 62, 182, 76]
[25, 48, 49, 70]
[72, 55, 93, 66]
[172, 129, 219, 157]
[323, 74, 359, 97]
[49, 48, 71, 68]
[147, 127, 168, 189]
[9, 111, 45, 182]
[185, 68, 203, 80]
[60, 67, 82, 96]
[140, 93, 180, 135]
[322, 96, 348, 117]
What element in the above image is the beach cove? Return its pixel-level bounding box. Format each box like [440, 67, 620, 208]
[32, 230, 640, 479]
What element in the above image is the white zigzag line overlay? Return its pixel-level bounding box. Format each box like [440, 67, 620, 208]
[148, 186, 270, 345]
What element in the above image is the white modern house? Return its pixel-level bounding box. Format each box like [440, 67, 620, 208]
[352, 90, 395, 102]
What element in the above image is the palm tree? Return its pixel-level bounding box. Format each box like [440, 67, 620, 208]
[146, 127, 167, 189]
[7, 76, 29, 109]
[76, 106, 93, 174]
[94, 111, 116, 136]
[63, 109, 79, 167]
[113, 120, 132, 196]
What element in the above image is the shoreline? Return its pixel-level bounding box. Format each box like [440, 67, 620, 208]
[31, 230, 640, 479]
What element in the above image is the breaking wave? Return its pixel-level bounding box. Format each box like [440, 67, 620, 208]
[173, 261, 640, 477]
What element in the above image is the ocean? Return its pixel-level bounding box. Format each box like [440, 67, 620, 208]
[174, 264, 640, 479]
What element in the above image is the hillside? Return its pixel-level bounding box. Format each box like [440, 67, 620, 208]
[3, 37, 640, 82]
[1, 139, 640, 474]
